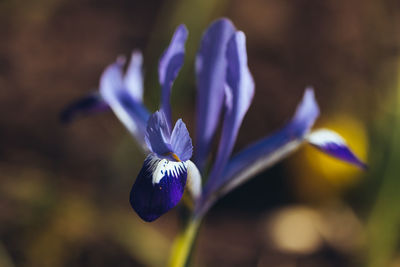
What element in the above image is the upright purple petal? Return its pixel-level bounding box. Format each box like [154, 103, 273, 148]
[170, 119, 193, 161]
[205, 31, 255, 191]
[307, 129, 367, 169]
[60, 92, 110, 123]
[158, 24, 188, 127]
[194, 18, 236, 169]
[100, 58, 150, 145]
[289, 88, 320, 136]
[130, 154, 188, 222]
[197, 88, 319, 216]
[124, 51, 144, 102]
[145, 111, 172, 157]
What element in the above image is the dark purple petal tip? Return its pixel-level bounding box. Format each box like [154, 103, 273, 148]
[130, 154, 188, 222]
[307, 129, 367, 169]
[60, 93, 109, 123]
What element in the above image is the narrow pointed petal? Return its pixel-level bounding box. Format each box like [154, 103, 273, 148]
[194, 18, 236, 169]
[130, 154, 188, 222]
[220, 88, 319, 192]
[60, 93, 110, 123]
[198, 88, 319, 216]
[206, 31, 255, 190]
[307, 129, 367, 169]
[100, 58, 150, 144]
[170, 119, 193, 161]
[145, 111, 172, 157]
[290, 88, 320, 136]
[159, 24, 188, 127]
[124, 51, 144, 102]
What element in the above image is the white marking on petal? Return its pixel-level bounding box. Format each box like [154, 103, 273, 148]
[186, 160, 202, 200]
[307, 129, 347, 146]
[305, 128, 367, 169]
[152, 159, 187, 185]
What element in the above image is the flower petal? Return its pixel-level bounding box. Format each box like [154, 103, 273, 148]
[197, 88, 319, 216]
[100, 58, 150, 145]
[194, 18, 236, 169]
[145, 111, 172, 156]
[307, 128, 367, 169]
[159, 24, 188, 127]
[186, 160, 202, 201]
[130, 154, 188, 222]
[60, 92, 110, 123]
[206, 31, 255, 190]
[170, 119, 193, 161]
[124, 51, 144, 102]
[220, 88, 319, 192]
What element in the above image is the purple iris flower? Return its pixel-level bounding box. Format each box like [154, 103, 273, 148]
[63, 18, 366, 222]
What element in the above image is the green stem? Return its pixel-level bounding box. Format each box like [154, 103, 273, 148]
[168, 218, 201, 267]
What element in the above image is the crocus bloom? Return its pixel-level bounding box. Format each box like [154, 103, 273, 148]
[63, 18, 366, 222]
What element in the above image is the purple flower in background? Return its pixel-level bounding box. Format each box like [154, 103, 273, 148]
[63, 18, 366, 222]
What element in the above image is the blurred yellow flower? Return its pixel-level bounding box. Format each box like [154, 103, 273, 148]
[290, 115, 368, 201]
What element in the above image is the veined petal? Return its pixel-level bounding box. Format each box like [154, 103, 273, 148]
[197, 88, 319, 216]
[194, 18, 236, 169]
[60, 92, 110, 123]
[124, 51, 144, 102]
[307, 128, 367, 169]
[170, 119, 193, 161]
[130, 154, 188, 222]
[206, 31, 255, 191]
[159, 24, 188, 127]
[100, 58, 150, 145]
[145, 111, 172, 157]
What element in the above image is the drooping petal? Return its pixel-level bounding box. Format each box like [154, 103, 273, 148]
[130, 154, 188, 222]
[158, 24, 188, 127]
[194, 18, 236, 169]
[145, 111, 172, 157]
[197, 88, 319, 216]
[124, 51, 144, 102]
[206, 31, 255, 191]
[170, 119, 193, 161]
[99, 58, 150, 145]
[60, 92, 110, 123]
[307, 129, 367, 169]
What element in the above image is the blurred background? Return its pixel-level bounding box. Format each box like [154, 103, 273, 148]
[0, 0, 399, 266]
